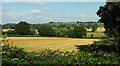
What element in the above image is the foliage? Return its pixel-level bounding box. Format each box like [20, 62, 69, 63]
[67, 28, 75, 38]
[74, 26, 87, 38]
[97, 1, 120, 51]
[2, 24, 16, 29]
[91, 25, 97, 32]
[1, 36, 120, 65]
[38, 24, 56, 37]
[97, 2, 120, 38]
[55, 28, 68, 37]
[2, 22, 106, 38]
[6, 30, 17, 35]
[29, 29, 36, 35]
[15, 21, 30, 35]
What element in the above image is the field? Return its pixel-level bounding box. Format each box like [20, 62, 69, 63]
[6, 37, 100, 52]
[2, 27, 104, 52]
[87, 32, 105, 37]
[86, 27, 105, 32]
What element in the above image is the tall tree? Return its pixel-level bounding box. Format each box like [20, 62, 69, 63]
[97, 2, 120, 38]
[15, 21, 30, 35]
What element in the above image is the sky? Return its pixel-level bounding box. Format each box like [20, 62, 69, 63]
[2, 2, 105, 24]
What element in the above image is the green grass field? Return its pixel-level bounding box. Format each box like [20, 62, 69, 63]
[6, 37, 100, 52]
[87, 32, 106, 37]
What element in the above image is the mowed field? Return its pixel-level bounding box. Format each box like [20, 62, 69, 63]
[6, 37, 101, 52]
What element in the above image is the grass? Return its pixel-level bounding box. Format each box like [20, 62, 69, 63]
[6, 37, 100, 52]
[2, 29, 14, 32]
[86, 27, 105, 32]
[87, 32, 106, 37]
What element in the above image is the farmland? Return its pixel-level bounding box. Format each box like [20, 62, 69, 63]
[2, 2, 120, 65]
[7, 37, 100, 52]
[2, 27, 106, 38]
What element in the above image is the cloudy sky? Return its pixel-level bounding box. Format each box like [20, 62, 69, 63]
[2, 2, 105, 24]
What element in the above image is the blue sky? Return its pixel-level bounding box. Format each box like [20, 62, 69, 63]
[2, 2, 105, 24]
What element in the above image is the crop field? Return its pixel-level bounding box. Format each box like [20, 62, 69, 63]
[6, 37, 100, 52]
[87, 32, 106, 37]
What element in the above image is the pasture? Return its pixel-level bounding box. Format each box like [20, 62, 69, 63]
[6, 37, 100, 52]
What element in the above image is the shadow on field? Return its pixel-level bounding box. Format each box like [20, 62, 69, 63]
[75, 45, 118, 53]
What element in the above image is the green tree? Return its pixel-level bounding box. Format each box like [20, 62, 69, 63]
[87, 23, 91, 29]
[55, 28, 67, 37]
[7, 30, 16, 35]
[74, 26, 87, 38]
[15, 21, 30, 35]
[67, 28, 75, 38]
[29, 29, 36, 35]
[97, 2, 120, 38]
[38, 24, 56, 37]
[97, 1, 120, 51]
[91, 25, 97, 32]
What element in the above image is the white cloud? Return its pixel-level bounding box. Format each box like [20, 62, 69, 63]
[24, 2, 46, 5]
[89, 11, 94, 14]
[2, 14, 99, 24]
[74, 10, 80, 13]
[2, 8, 11, 11]
[42, 7, 52, 11]
[80, 14, 87, 17]
[30, 10, 42, 15]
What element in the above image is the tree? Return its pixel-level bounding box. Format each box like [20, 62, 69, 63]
[15, 21, 30, 35]
[97, 1, 120, 51]
[87, 23, 91, 29]
[91, 25, 97, 32]
[38, 24, 56, 37]
[97, 2, 120, 38]
[29, 29, 36, 35]
[55, 28, 68, 37]
[74, 26, 87, 38]
[2, 23, 16, 29]
[67, 28, 75, 38]
[7, 30, 16, 35]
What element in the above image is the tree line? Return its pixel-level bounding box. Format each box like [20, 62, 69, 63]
[2, 21, 103, 38]
[3, 21, 88, 38]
